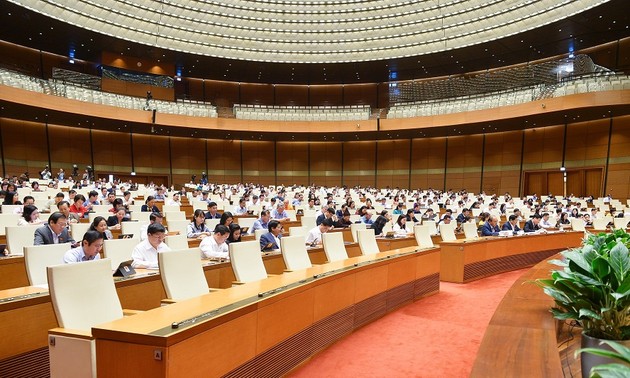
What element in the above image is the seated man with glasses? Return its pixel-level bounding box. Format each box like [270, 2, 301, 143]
[34, 211, 77, 246]
[199, 224, 230, 259]
[63, 230, 103, 263]
[131, 223, 171, 269]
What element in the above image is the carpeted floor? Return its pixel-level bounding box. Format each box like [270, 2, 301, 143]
[289, 268, 528, 378]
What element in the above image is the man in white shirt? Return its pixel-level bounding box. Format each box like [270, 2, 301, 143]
[199, 225, 230, 259]
[140, 212, 168, 241]
[271, 202, 290, 222]
[131, 223, 171, 269]
[233, 198, 248, 215]
[305, 218, 333, 246]
[540, 212, 554, 228]
[63, 231, 103, 263]
[166, 193, 181, 206]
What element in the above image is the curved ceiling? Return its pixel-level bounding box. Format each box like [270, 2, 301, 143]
[7, 0, 610, 63]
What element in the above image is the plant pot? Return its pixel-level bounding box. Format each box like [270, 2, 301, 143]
[580, 332, 630, 378]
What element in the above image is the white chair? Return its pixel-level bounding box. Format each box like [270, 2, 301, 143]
[289, 226, 308, 237]
[24, 243, 72, 286]
[165, 233, 189, 250]
[414, 225, 434, 249]
[205, 218, 220, 231]
[255, 228, 266, 243]
[131, 212, 151, 222]
[0, 213, 20, 235]
[571, 218, 586, 232]
[167, 220, 189, 236]
[322, 232, 348, 262]
[285, 210, 297, 221]
[158, 248, 209, 301]
[103, 238, 137, 270]
[300, 216, 317, 231]
[91, 205, 112, 213]
[422, 220, 438, 235]
[229, 241, 268, 283]
[47, 258, 123, 378]
[439, 223, 457, 242]
[592, 218, 609, 231]
[357, 229, 380, 256]
[350, 223, 366, 243]
[613, 217, 629, 229]
[463, 223, 479, 239]
[121, 221, 144, 239]
[161, 205, 181, 213]
[6, 225, 37, 255]
[237, 217, 256, 232]
[70, 223, 90, 241]
[280, 235, 312, 271]
[164, 211, 186, 221]
[1, 205, 23, 214]
[88, 212, 110, 223]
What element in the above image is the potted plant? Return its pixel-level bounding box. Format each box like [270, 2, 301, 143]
[537, 229, 630, 376]
[578, 340, 630, 377]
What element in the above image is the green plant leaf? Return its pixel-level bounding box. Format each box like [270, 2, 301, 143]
[618, 274, 630, 294]
[592, 257, 612, 281]
[609, 242, 630, 284]
[598, 340, 630, 362]
[551, 308, 577, 320]
[579, 308, 602, 320]
[548, 259, 568, 267]
[590, 363, 630, 378]
[566, 251, 594, 276]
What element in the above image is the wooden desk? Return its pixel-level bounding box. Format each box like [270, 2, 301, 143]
[93, 246, 441, 377]
[439, 231, 583, 283]
[470, 255, 563, 377]
[0, 256, 30, 290]
[376, 235, 418, 250]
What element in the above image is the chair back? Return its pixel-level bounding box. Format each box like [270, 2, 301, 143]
[204, 218, 220, 231]
[103, 238, 137, 270]
[613, 217, 630, 229]
[165, 233, 189, 250]
[280, 235, 312, 271]
[463, 223, 479, 239]
[422, 220, 437, 235]
[131, 211, 151, 222]
[167, 220, 189, 235]
[255, 229, 266, 243]
[164, 211, 186, 221]
[322, 232, 348, 262]
[300, 216, 317, 230]
[350, 223, 366, 243]
[0, 213, 20, 235]
[439, 223, 457, 242]
[238, 217, 256, 232]
[91, 205, 111, 213]
[570, 218, 586, 232]
[121, 221, 144, 239]
[24, 243, 72, 286]
[229, 241, 268, 283]
[6, 225, 37, 255]
[1, 205, 23, 214]
[161, 205, 181, 213]
[414, 225, 434, 249]
[357, 229, 380, 256]
[70, 223, 91, 241]
[592, 218, 609, 231]
[47, 259, 123, 331]
[289, 226, 307, 237]
[285, 210, 297, 221]
[88, 212, 111, 222]
[159, 248, 208, 301]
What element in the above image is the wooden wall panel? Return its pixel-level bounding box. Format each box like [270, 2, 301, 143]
[204, 81, 240, 107]
[132, 134, 170, 178]
[91, 129, 132, 173]
[410, 138, 446, 190]
[376, 140, 410, 189]
[185, 78, 205, 102]
[309, 86, 343, 106]
[239, 83, 274, 105]
[275, 85, 309, 106]
[607, 115, 630, 198]
[523, 126, 563, 170]
[343, 84, 378, 107]
[565, 119, 609, 167]
[170, 136, 207, 185]
[242, 141, 275, 185]
[206, 140, 242, 183]
[483, 131, 522, 195]
[1, 119, 48, 176]
[309, 142, 342, 187]
[0, 40, 42, 76]
[276, 142, 309, 186]
[343, 141, 376, 187]
[445, 135, 483, 192]
[47, 124, 92, 174]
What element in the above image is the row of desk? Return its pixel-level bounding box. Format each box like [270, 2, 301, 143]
[0, 231, 583, 377]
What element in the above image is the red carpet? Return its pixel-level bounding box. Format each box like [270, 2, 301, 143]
[289, 268, 527, 378]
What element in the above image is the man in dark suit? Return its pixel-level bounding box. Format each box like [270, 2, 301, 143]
[524, 214, 545, 233]
[205, 202, 222, 219]
[316, 207, 335, 226]
[480, 215, 500, 236]
[502, 214, 521, 234]
[456, 208, 471, 224]
[34, 212, 77, 246]
[260, 220, 283, 251]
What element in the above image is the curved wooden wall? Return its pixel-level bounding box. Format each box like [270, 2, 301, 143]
[1, 86, 630, 198]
